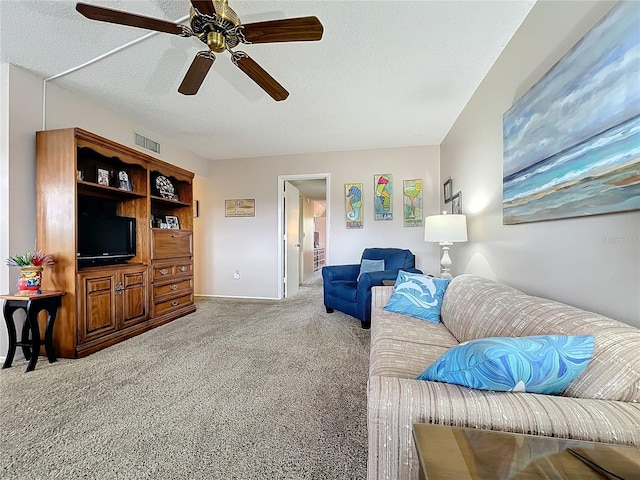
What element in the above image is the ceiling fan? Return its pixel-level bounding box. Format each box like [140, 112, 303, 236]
[75, 0, 324, 101]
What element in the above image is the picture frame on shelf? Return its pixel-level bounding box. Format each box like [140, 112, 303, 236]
[451, 191, 463, 214]
[443, 178, 453, 203]
[118, 170, 132, 191]
[97, 168, 110, 186]
[165, 215, 180, 229]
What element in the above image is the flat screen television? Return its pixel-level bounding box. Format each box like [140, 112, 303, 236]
[77, 215, 136, 267]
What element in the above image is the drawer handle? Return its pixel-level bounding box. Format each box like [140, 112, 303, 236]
[160, 269, 170, 275]
[171, 300, 179, 307]
[179, 266, 187, 272]
[171, 234, 178, 238]
[170, 285, 178, 291]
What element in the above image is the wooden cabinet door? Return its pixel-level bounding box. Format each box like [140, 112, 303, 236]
[78, 271, 118, 343]
[120, 267, 148, 327]
[151, 229, 193, 259]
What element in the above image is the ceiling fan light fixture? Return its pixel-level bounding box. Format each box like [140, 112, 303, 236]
[207, 31, 226, 52]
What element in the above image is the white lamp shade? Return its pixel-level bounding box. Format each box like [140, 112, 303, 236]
[424, 213, 468, 243]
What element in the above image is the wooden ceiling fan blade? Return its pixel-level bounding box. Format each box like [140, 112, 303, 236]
[231, 52, 289, 101]
[190, 0, 215, 17]
[178, 52, 215, 95]
[76, 2, 186, 36]
[239, 17, 323, 44]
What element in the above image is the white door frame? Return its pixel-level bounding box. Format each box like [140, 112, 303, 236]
[277, 173, 330, 299]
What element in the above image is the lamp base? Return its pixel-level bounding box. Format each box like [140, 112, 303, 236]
[439, 242, 453, 279]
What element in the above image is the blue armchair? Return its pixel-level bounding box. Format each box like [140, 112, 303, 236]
[322, 248, 421, 328]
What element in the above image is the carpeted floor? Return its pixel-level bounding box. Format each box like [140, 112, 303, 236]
[0, 276, 370, 479]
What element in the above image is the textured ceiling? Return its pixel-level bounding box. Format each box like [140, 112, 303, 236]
[0, 0, 535, 161]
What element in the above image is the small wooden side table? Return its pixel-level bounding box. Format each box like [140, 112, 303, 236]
[1, 291, 65, 372]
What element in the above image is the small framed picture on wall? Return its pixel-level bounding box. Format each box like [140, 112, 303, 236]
[443, 178, 453, 203]
[451, 191, 462, 214]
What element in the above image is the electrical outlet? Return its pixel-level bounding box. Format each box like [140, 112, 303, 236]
[234, 270, 240, 280]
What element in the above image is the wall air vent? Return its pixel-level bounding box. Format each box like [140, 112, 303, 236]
[134, 132, 160, 154]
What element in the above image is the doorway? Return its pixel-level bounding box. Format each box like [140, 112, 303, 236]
[278, 174, 330, 299]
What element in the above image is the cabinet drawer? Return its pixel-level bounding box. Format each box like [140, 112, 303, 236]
[153, 278, 193, 300]
[175, 262, 192, 276]
[152, 229, 192, 259]
[123, 272, 145, 287]
[152, 260, 193, 281]
[154, 293, 194, 316]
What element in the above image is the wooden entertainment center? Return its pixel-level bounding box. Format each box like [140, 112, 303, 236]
[36, 128, 196, 358]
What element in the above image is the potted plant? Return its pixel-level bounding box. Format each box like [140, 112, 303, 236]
[6, 251, 55, 294]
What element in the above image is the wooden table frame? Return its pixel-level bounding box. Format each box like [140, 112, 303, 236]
[1, 291, 65, 372]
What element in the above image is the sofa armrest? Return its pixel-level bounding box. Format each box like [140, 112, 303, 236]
[371, 286, 394, 310]
[367, 376, 640, 480]
[322, 264, 360, 282]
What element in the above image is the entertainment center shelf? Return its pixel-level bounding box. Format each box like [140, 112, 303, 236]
[36, 127, 196, 358]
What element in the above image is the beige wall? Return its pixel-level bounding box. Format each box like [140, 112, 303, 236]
[197, 146, 441, 299]
[441, 0, 640, 327]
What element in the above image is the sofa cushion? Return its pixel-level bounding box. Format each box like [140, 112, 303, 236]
[440, 275, 640, 402]
[384, 271, 450, 322]
[370, 309, 459, 378]
[358, 258, 385, 280]
[417, 335, 595, 395]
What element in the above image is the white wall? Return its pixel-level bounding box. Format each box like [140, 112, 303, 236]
[441, 1, 640, 327]
[1, 63, 9, 296]
[0, 64, 43, 359]
[198, 145, 441, 299]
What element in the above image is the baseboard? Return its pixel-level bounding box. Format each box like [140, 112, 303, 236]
[194, 294, 279, 300]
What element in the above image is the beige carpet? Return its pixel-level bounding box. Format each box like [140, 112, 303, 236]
[0, 277, 370, 479]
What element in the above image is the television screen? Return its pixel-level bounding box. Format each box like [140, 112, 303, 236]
[78, 215, 136, 262]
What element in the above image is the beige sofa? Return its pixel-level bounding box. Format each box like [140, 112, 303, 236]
[367, 274, 640, 480]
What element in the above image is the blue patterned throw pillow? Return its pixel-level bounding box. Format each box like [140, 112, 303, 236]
[383, 271, 451, 323]
[417, 335, 595, 395]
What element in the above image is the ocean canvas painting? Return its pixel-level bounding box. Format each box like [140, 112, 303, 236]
[503, 1, 640, 225]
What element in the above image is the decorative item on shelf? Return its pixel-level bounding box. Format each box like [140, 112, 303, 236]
[165, 215, 180, 229]
[97, 168, 110, 186]
[76, 170, 84, 181]
[154, 174, 179, 200]
[118, 170, 132, 191]
[424, 212, 467, 279]
[6, 251, 55, 295]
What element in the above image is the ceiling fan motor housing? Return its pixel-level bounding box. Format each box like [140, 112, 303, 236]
[190, 0, 241, 53]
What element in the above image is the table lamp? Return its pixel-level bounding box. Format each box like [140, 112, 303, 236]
[424, 211, 467, 279]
